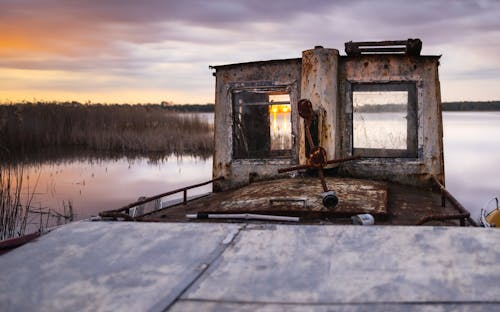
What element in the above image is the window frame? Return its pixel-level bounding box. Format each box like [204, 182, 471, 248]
[349, 82, 418, 158]
[231, 85, 295, 160]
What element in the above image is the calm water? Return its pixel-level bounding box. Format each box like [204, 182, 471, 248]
[18, 111, 500, 226]
[443, 111, 500, 220]
[22, 156, 212, 225]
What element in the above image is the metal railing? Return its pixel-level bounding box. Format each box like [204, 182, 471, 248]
[99, 176, 224, 221]
[416, 175, 477, 226]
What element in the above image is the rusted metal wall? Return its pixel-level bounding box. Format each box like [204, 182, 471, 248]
[212, 52, 444, 190]
[300, 47, 340, 165]
[337, 55, 444, 186]
[212, 59, 302, 191]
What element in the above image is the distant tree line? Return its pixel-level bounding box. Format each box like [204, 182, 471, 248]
[355, 101, 500, 112]
[442, 101, 500, 111]
[0, 101, 215, 112]
[161, 103, 214, 112]
[4, 100, 500, 112]
[354, 104, 406, 113]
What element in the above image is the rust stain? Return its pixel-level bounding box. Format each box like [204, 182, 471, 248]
[173, 177, 387, 216]
[145, 178, 462, 226]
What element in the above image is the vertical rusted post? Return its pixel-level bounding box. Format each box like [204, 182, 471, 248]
[183, 189, 187, 205]
[317, 169, 328, 192]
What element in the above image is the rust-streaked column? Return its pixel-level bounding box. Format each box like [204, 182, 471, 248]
[300, 47, 339, 164]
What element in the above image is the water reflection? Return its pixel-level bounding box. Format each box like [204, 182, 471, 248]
[443, 111, 500, 221]
[21, 155, 212, 222]
[269, 105, 292, 150]
[353, 91, 408, 150]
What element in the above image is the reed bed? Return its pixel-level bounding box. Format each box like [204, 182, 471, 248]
[0, 103, 214, 161]
[0, 164, 69, 239]
[0, 165, 33, 240]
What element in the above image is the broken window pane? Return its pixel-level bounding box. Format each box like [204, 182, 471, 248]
[233, 91, 292, 159]
[352, 83, 417, 158]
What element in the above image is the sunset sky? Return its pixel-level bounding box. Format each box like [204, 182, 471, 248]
[1, 0, 499, 104]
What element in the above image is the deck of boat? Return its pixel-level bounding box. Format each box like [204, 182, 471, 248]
[2, 221, 499, 311]
[144, 177, 465, 226]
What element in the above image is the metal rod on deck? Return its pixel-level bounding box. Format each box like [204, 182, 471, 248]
[186, 213, 300, 222]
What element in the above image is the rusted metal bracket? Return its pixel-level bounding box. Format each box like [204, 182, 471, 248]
[278, 99, 360, 208]
[345, 39, 422, 56]
[269, 198, 307, 209]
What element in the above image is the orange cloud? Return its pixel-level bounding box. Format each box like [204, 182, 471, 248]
[0, 0, 499, 103]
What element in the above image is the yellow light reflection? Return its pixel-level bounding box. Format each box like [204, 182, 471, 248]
[269, 104, 292, 150]
[268, 104, 290, 114]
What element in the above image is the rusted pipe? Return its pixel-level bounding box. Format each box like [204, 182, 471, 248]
[317, 169, 328, 192]
[278, 164, 312, 173]
[326, 155, 361, 164]
[278, 156, 360, 173]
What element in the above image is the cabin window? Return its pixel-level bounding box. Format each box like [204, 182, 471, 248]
[233, 90, 292, 159]
[352, 83, 417, 157]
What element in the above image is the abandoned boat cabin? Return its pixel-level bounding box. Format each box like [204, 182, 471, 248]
[108, 39, 475, 226]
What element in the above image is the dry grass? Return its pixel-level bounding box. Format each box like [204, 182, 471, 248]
[0, 165, 35, 239]
[0, 103, 214, 161]
[0, 164, 68, 239]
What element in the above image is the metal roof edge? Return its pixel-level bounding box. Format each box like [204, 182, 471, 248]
[210, 58, 301, 70]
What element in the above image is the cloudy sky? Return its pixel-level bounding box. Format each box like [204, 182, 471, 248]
[1, 0, 499, 104]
